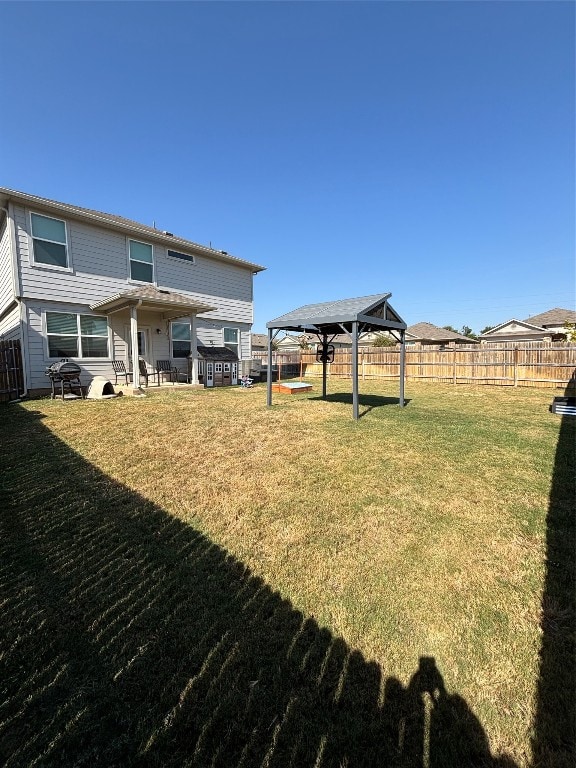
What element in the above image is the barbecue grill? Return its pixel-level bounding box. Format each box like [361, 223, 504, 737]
[45, 359, 85, 400]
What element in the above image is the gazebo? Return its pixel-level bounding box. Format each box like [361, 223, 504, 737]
[266, 293, 407, 419]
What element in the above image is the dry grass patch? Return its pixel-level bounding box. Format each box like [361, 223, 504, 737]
[1, 379, 571, 767]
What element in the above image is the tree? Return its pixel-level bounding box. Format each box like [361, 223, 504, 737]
[371, 333, 396, 347]
[480, 326, 494, 336]
[460, 325, 478, 340]
[443, 325, 458, 333]
[563, 322, 576, 342]
[297, 334, 311, 350]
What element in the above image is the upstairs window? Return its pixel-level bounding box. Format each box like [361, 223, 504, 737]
[31, 213, 68, 268]
[46, 312, 109, 358]
[129, 239, 154, 283]
[172, 321, 191, 358]
[223, 327, 239, 357]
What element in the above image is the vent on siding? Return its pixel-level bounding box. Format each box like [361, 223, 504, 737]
[167, 249, 195, 264]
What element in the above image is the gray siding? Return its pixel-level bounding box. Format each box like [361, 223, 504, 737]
[196, 321, 251, 359]
[24, 302, 254, 391]
[0, 303, 20, 341]
[0, 216, 14, 315]
[15, 205, 254, 325]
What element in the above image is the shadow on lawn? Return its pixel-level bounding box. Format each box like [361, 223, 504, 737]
[309, 392, 410, 417]
[0, 405, 514, 767]
[532, 382, 576, 768]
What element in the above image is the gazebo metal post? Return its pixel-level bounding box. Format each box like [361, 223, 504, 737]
[399, 329, 406, 406]
[322, 330, 328, 400]
[352, 321, 359, 420]
[266, 328, 273, 406]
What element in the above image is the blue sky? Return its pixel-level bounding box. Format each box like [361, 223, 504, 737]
[1, 1, 574, 334]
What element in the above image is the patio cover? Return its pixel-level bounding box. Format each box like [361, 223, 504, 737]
[90, 285, 215, 319]
[266, 293, 407, 419]
[90, 286, 215, 389]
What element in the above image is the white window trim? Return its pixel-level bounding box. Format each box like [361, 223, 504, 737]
[29, 211, 72, 272]
[43, 310, 111, 361]
[127, 238, 155, 285]
[171, 320, 192, 359]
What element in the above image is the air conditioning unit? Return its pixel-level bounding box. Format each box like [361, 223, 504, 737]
[240, 358, 261, 380]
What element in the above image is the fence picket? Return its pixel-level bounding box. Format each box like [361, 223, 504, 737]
[255, 344, 576, 390]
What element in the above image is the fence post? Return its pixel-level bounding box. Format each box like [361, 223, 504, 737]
[452, 346, 457, 385]
[513, 347, 518, 387]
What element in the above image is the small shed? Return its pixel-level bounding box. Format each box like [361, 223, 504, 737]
[266, 293, 407, 419]
[195, 346, 239, 387]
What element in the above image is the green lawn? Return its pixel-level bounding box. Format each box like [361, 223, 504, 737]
[0, 380, 573, 767]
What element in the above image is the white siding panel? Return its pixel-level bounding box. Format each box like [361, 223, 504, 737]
[0, 303, 20, 340]
[0, 217, 15, 314]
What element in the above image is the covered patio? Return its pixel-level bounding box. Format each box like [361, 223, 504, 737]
[90, 286, 215, 390]
[266, 293, 407, 419]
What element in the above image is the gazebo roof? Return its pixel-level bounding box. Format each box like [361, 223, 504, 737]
[266, 293, 406, 336]
[265, 292, 407, 419]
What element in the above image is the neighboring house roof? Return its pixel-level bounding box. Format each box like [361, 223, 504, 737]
[0, 187, 266, 273]
[197, 345, 239, 361]
[90, 285, 215, 318]
[251, 333, 268, 349]
[523, 308, 576, 328]
[406, 322, 476, 343]
[267, 293, 406, 336]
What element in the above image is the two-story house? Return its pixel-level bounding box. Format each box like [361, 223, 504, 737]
[0, 188, 265, 395]
[479, 308, 576, 344]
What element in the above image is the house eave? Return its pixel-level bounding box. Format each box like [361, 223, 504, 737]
[0, 187, 266, 273]
[90, 293, 216, 319]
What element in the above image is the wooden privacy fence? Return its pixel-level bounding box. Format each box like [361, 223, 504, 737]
[299, 344, 576, 390]
[0, 339, 24, 402]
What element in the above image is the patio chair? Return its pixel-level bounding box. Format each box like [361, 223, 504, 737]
[138, 358, 157, 387]
[155, 359, 178, 385]
[112, 360, 132, 386]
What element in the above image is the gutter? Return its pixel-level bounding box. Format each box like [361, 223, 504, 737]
[0, 188, 266, 273]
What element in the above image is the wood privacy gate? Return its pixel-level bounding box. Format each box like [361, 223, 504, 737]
[0, 340, 24, 402]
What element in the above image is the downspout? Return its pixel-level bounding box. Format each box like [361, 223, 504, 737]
[2, 203, 28, 395]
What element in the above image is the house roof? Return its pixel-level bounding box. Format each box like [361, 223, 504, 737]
[90, 285, 215, 318]
[267, 293, 406, 336]
[0, 187, 266, 273]
[197, 345, 239, 361]
[251, 333, 268, 349]
[406, 322, 476, 343]
[523, 308, 576, 327]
